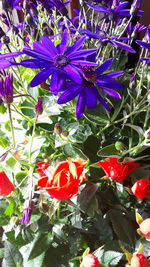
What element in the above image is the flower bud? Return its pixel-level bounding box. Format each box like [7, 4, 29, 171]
[115, 141, 124, 151]
[139, 218, 150, 238]
[131, 179, 150, 200]
[54, 123, 62, 135]
[130, 253, 148, 267]
[80, 253, 100, 267]
[35, 98, 43, 115]
[2, 35, 10, 45]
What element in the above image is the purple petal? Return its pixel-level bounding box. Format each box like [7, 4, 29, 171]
[33, 41, 53, 59]
[57, 84, 82, 104]
[0, 51, 22, 59]
[66, 36, 86, 55]
[69, 49, 97, 59]
[41, 35, 58, 56]
[115, 2, 129, 11]
[111, 40, 136, 53]
[96, 58, 113, 76]
[59, 29, 68, 54]
[136, 40, 150, 50]
[97, 93, 111, 112]
[76, 92, 86, 119]
[23, 49, 51, 61]
[85, 87, 97, 109]
[19, 59, 52, 68]
[0, 60, 11, 69]
[50, 73, 66, 94]
[86, 2, 111, 13]
[97, 78, 124, 89]
[102, 71, 124, 78]
[102, 88, 121, 98]
[71, 60, 98, 66]
[64, 64, 82, 83]
[30, 68, 55, 87]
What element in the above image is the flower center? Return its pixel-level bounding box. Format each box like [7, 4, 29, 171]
[80, 66, 96, 83]
[54, 54, 69, 67]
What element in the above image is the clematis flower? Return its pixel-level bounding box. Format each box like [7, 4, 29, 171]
[98, 156, 140, 182]
[80, 253, 101, 267]
[130, 253, 148, 267]
[57, 58, 124, 119]
[138, 218, 150, 238]
[131, 179, 150, 200]
[0, 73, 13, 104]
[37, 158, 87, 200]
[15, 30, 97, 88]
[0, 171, 14, 196]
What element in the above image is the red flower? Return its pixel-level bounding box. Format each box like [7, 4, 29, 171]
[98, 157, 140, 182]
[0, 171, 14, 196]
[131, 253, 148, 267]
[37, 158, 87, 200]
[139, 218, 150, 238]
[80, 253, 100, 267]
[131, 179, 150, 200]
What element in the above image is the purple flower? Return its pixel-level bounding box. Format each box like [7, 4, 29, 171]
[35, 97, 43, 115]
[20, 208, 32, 225]
[79, 29, 136, 53]
[16, 30, 97, 88]
[57, 58, 124, 119]
[86, 1, 143, 21]
[126, 22, 146, 37]
[0, 73, 13, 103]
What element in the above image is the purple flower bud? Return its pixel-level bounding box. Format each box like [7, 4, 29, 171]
[0, 73, 13, 104]
[20, 208, 32, 225]
[130, 0, 141, 15]
[54, 123, 62, 135]
[35, 97, 43, 115]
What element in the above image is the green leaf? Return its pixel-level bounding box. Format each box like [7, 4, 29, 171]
[20, 244, 45, 267]
[28, 233, 53, 260]
[82, 135, 101, 163]
[0, 248, 4, 259]
[20, 100, 35, 117]
[109, 209, 135, 246]
[5, 201, 15, 216]
[102, 251, 123, 266]
[97, 144, 118, 157]
[0, 104, 6, 114]
[4, 240, 23, 267]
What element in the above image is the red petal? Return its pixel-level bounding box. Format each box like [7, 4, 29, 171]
[0, 172, 14, 196]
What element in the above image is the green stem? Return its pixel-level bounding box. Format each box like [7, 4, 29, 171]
[29, 115, 38, 164]
[7, 104, 16, 149]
